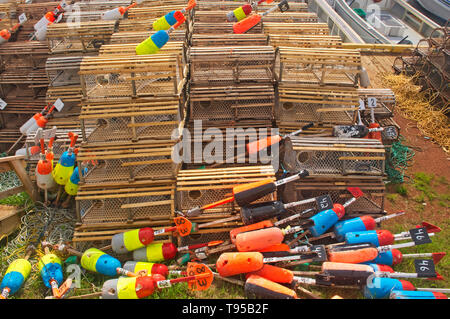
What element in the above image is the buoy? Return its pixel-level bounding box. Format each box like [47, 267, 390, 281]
[245, 275, 297, 299]
[38, 245, 64, 297]
[80, 248, 122, 277]
[132, 243, 178, 263]
[0, 248, 33, 299]
[122, 261, 169, 277]
[136, 11, 185, 55]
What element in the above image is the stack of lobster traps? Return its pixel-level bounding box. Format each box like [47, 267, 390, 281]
[74, 40, 187, 244]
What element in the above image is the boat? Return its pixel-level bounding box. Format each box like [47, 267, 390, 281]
[308, 0, 444, 45]
[415, 0, 450, 24]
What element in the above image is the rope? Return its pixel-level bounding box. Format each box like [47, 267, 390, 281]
[385, 135, 415, 184]
[382, 74, 450, 153]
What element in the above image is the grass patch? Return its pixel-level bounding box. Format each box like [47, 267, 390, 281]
[386, 193, 398, 203]
[395, 184, 408, 196]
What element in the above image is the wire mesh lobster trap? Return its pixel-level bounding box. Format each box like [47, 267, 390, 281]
[189, 84, 275, 122]
[79, 54, 185, 101]
[74, 1, 133, 12]
[183, 123, 277, 168]
[277, 85, 359, 126]
[176, 166, 276, 243]
[282, 137, 386, 177]
[282, 176, 386, 216]
[262, 23, 329, 36]
[46, 85, 83, 111]
[188, 46, 275, 85]
[358, 88, 396, 120]
[46, 56, 83, 87]
[268, 35, 342, 49]
[80, 97, 184, 146]
[191, 34, 268, 47]
[77, 140, 180, 186]
[0, 2, 17, 30]
[46, 20, 117, 55]
[76, 182, 175, 228]
[275, 47, 362, 87]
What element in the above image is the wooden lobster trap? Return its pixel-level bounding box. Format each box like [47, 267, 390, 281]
[0, 69, 48, 99]
[176, 165, 275, 244]
[275, 47, 363, 87]
[191, 22, 262, 35]
[98, 42, 186, 66]
[282, 137, 386, 177]
[283, 176, 386, 216]
[196, 1, 307, 12]
[183, 124, 276, 168]
[358, 88, 396, 120]
[0, 41, 49, 72]
[118, 19, 187, 32]
[262, 12, 318, 23]
[263, 23, 329, 36]
[79, 54, 185, 102]
[191, 34, 268, 47]
[77, 140, 180, 186]
[188, 46, 275, 85]
[127, 5, 185, 20]
[80, 97, 184, 146]
[46, 85, 83, 111]
[74, 1, 133, 12]
[110, 30, 187, 44]
[46, 21, 117, 54]
[277, 85, 359, 126]
[0, 1, 17, 30]
[76, 182, 175, 229]
[46, 56, 83, 87]
[189, 84, 275, 122]
[268, 35, 342, 49]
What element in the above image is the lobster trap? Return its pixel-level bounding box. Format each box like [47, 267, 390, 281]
[98, 42, 186, 66]
[127, 5, 185, 20]
[80, 97, 184, 146]
[77, 140, 180, 186]
[275, 47, 362, 87]
[46, 56, 83, 87]
[176, 166, 275, 243]
[269, 35, 342, 49]
[110, 30, 187, 44]
[46, 20, 117, 54]
[0, 41, 49, 72]
[118, 19, 187, 32]
[183, 124, 277, 168]
[191, 22, 262, 35]
[263, 23, 329, 36]
[282, 176, 386, 216]
[195, 1, 307, 12]
[76, 182, 175, 228]
[191, 34, 268, 47]
[189, 84, 275, 122]
[46, 85, 83, 111]
[277, 85, 359, 125]
[188, 46, 275, 85]
[358, 88, 396, 120]
[282, 137, 386, 177]
[79, 54, 185, 101]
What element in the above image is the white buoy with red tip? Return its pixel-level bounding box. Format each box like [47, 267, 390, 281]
[101, 0, 144, 21]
